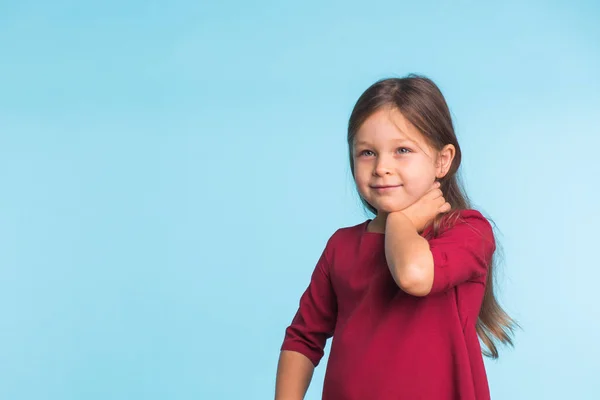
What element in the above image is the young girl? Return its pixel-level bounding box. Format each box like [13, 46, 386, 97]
[275, 75, 516, 400]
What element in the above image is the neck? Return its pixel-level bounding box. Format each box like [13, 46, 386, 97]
[369, 212, 389, 233]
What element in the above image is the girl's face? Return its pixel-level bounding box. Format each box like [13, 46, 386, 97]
[352, 107, 449, 215]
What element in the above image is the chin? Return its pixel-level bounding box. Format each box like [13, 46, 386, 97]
[371, 199, 409, 214]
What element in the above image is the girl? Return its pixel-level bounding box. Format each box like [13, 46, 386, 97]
[275, 75, 516, 400]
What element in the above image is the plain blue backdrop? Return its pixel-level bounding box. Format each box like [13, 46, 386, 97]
[1, 0, 599, 399]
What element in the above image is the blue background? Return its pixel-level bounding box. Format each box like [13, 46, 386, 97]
[1, 0, 599, 399]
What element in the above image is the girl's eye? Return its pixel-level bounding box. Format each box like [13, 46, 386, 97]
[359, 150, 374, 157]
[397, 147, 411, 154]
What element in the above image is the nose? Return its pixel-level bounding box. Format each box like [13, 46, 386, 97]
[373, 155, 393, 176]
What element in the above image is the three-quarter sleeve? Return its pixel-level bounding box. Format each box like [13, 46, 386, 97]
[428, 210, 496, 295]
[280, 238, 338, 367]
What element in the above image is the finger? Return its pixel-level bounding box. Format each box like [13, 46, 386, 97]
[424, 186, 440, 198]
[440, 202, 452, 213]
[428, 188, 443, 199]
[434, 196, 446, 208]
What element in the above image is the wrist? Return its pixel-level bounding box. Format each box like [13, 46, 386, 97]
[387, 211, 418, 231]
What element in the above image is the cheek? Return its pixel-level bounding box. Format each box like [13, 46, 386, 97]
[402, 164, 436, 195]
[353, 163, 370, 186]
[404, 180, 433, 198]
[354, 177, 370, 198]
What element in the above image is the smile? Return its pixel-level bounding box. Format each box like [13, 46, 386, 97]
[371, 185, 402, 191]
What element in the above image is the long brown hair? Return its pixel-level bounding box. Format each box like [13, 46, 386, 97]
[347, 74, 517, 358]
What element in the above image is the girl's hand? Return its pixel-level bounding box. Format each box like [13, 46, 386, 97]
[397, 182, 451, 232]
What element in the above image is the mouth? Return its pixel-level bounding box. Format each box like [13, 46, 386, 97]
[371, 184, 402, 191]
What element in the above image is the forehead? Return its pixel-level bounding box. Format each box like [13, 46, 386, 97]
[354, 107, 428, 147]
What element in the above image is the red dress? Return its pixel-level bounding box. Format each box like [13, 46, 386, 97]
[281, 209, 495, 399]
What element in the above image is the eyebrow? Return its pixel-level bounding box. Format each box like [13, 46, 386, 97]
[353, 138, 417, 147]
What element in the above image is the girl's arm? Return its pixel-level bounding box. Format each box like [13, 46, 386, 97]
[385, 209, 495, 297]
[277, 234, 338, 399]
[274, 350, 315, 400]
[384, 211, 434, 297]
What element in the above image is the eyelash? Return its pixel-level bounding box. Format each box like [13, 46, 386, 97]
[358, 148, 412, 157]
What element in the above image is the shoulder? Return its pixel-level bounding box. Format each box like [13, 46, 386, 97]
[335, 219, 369, 236]
[454, 209, 493, 228]
[437, 209, 495, 244]
[321, 220, 369, 255]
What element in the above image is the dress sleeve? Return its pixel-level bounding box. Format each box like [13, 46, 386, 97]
[428, 210, 496, 295]
[280, 236, 338, 367]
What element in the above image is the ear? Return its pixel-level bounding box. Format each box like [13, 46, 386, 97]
[436, 144, 456, 179]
